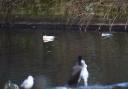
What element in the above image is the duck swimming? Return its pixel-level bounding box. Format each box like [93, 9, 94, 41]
[43, 35, 55, 43]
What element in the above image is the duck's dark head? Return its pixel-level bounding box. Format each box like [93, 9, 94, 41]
[78, 56, 82, 65]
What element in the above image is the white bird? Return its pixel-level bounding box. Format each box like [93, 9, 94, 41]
[78, 59, 89, 86]
[43, 35, 55, 43]
[101, 33, 113, 39]
[21, 75, 34, 89]
[101, 33, 112, 37]
[4, 80, 19, 89]
[68, 56, 89, 87]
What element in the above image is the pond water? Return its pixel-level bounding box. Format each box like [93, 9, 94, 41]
[0, 29, 128, 89]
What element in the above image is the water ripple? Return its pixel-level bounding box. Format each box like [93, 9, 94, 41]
[48, 82, 128, 89]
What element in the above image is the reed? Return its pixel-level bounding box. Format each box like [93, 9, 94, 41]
[0, 0, 128, 24]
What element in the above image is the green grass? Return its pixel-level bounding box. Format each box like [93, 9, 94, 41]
[0, 0, 128, 24]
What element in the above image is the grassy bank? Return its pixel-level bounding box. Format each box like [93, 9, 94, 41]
[0, 0, 128, 24]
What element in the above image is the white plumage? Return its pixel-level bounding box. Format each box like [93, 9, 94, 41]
[21, 75, 34, 89]
[43, 35, 55, 43]
[78, 60, 89, 86]
[101, 33, 112, 37]
[101, 33, 113, 39]
[68, 56, 89, 87]
[102, 33, 111, 37]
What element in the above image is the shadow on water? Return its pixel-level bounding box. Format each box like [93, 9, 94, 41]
[0, 29, 128, 89]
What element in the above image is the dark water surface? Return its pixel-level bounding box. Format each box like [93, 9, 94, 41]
[0, 29, 128, 89]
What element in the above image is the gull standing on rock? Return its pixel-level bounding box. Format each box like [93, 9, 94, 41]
[21, 75, 34, 89]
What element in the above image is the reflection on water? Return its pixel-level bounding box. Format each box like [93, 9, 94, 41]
[46, 82, 128, 89]
[0, 30, 128, 89]
[50, 85, 113, 89]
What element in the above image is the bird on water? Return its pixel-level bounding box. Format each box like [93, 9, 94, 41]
[68, 56, 89, 87]
[21, 75, 34, 89]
